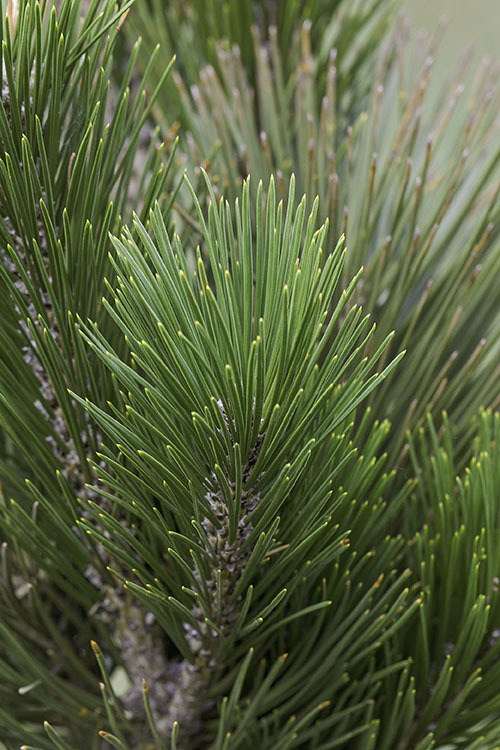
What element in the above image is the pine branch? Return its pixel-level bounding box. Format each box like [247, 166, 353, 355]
[0, 2, 177, 745]
[74, 176, 408, 747]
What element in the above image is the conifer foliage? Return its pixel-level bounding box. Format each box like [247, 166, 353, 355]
[1, 1, 500, 750]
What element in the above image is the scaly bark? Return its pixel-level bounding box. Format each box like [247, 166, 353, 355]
[166, 403, 264, 748]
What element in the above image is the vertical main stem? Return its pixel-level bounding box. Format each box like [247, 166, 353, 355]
[165, 411, 264, 749]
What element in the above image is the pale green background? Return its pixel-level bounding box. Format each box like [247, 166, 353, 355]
[405, 0, 500, 60]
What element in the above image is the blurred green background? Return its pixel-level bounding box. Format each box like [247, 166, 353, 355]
[405, 0, 500, 60]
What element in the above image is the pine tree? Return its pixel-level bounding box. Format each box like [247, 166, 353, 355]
[1, 2, 500, 750]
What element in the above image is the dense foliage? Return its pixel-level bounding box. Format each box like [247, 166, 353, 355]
[1, 2, 500, 749]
